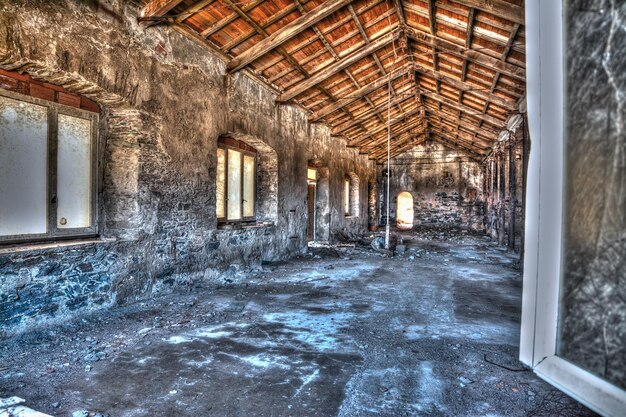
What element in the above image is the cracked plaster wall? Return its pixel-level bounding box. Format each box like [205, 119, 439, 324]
[0, 0, 375, 335]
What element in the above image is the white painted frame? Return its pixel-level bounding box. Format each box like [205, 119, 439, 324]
[519, 2, 626, 416]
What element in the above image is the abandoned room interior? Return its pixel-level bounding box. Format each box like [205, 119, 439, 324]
[0, 0, 625, 416]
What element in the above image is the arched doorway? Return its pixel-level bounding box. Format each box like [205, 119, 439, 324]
[396, 192, 414, 229]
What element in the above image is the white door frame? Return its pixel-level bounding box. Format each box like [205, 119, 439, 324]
[519, 2, 626, 416]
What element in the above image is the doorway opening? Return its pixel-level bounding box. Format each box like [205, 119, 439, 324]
[396, 192, 414, 229]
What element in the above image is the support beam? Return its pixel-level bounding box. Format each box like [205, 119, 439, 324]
[508, 140, 517, 251]
[413, 63, 516, 110]
[361, 124, 427, 152]
[421, 91, 506, 128]
[309, 65, 412, 121]
[227, 0, 355, 73]
[331, 90, 413, 135]
[407, 29, 525, 81]
[353, 118, 424, 149]
[277, 31, 398, 102]
[175, 0, 214, 23]
[451, 0, 524, 25]
[373, 133, 429, 161]
[141, 0, 183, 18]
[430, 132, 486, 157]
[200, 0, 264, 38]
[347, 106, 422, 145]
[394, 0, 406, 27]
[423, 105, 497, 136]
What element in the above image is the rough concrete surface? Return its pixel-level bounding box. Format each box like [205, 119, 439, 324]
[0, 230, 597, 417]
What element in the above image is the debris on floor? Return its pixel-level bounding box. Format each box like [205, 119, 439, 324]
[0, 229, 597, 417]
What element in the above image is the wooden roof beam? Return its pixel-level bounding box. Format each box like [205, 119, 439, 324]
[227, 0, 355, 73]
[175, 0, 215, 23]
[358, 118, 425, 147]
[277, 30, 398, 102]
[413, 62, 516, 110]
[421, 91, 506, 128]
[361, 125, 427, 153]
[347, 105, 422, 145]
[331, 86, 414, 134]
[372, 133, 429, 161]
[406, 29, 525, 81]
[141, 0, 184, 18]
[430, 128, 488, 152]
[423, 106, 496, 138]
[387, 135, 431, 159]
[430, 132, 486, 157]
[394, 0, 406, 27]
[451, 0, 524, 25]
[200, 0, 263, 37]
[309, 64, 412, 121]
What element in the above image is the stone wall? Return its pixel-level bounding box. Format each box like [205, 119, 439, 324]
[483, 126, 526, 250]
[378, 141, 484, 231]
[0, 0, 375, 335]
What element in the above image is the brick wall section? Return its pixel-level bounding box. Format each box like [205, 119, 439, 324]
[0, 69, 99, 113]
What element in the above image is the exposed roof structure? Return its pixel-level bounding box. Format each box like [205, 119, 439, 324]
[139, 0, 526, 162]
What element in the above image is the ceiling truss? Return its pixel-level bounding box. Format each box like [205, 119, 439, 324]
[140, 0, 526, 161]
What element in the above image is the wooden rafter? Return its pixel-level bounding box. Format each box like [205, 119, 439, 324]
[141, 0, 183, 18]
[451, 0, 524, 25]
[141, 0, 527, 160]
[407, 29, 525, 81]
[309, 64, 412, 121]
[277, 30, 398, 102]
[175, 0, 214, 23]
[227, 0, 355, 73]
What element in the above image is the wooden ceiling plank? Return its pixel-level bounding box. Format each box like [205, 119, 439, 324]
[358, 119, 425, 149]
[332, 92, 413, 135]
[362, 126, 426, 153]
[223, 3, 300, 52]
[413, 62, 515, 110]
[227, 0, 355, 73]
[394, 0, 406, 27]
[406, 29, 525, 81]
[450, 0, 524, 25]
[277, 30, 398, 102]
[310, 64, 411, 121]
[200, 0, 264, 38]
[422, 91, 505, 127]
[347, 105, 422, 145]
[175, 0, 215, 23]
[373, 133, 429, 160]
[430, 131, 486, 156]
[141, 0, 184, 18]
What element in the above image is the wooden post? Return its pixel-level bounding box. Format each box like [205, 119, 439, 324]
[508, 139, 517, 251]
[498, 150, 506, 245]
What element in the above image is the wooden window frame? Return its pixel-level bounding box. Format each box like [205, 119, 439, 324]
[0, 89, 99, 245]
[217, 137, 257, 225]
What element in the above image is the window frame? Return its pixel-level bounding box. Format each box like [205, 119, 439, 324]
[0, 88, 99, 245]
[519, 2, 626, 416]
[216, 138, 257, 225]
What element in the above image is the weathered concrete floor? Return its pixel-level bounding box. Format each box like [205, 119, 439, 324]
[0, 230, 598, 416]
